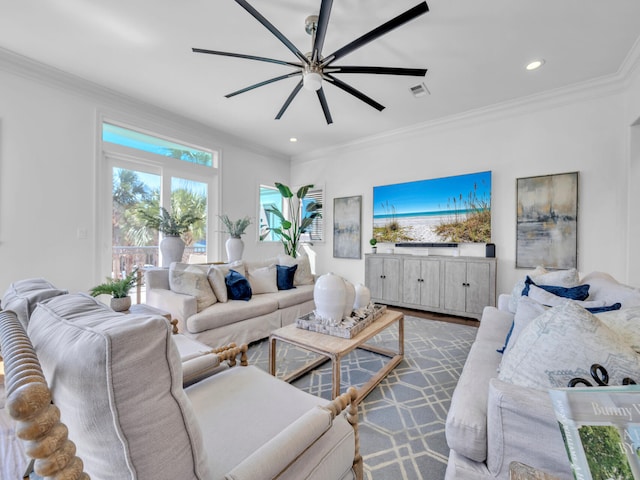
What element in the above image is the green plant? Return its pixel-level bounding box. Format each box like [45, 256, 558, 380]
[90, 268, 138, 298]
[261, 182, 321, 258]
[219, 215, 251, 238]
[369, 238, 377, 246]
[137, 206, 201, 237]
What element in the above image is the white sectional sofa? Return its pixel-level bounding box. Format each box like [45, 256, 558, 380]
[145, 255, 316, 347]
[445, 269, 640, 479]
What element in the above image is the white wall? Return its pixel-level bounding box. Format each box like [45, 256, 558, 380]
[0, 54, 290, 293]
[291, 85, 632, 295]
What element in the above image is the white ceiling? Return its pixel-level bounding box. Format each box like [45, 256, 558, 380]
[1, 0, 640, 157]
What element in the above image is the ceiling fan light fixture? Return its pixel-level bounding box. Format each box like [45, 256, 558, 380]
[303, 71, 323, 91]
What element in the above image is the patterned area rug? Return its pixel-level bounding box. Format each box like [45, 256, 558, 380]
[247, 315, 478, 480]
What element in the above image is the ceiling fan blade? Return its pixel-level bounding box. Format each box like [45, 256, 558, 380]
[192, 48, 301, 68]
[330, 66, 427, 77]
[235, 0, 309, 65]
[325, 74, 385, 111]
[321, 2, 428, 67]
[316, 87, 333, 125]
[275, 80, 304, 120]
[312, 0, 333, 63]
[226, 72, 302, 98]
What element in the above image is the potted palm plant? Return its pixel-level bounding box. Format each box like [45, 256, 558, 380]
[90, 268, 138, 312]
[219, 215, 252, 262]
[261, 183, 321, 258]
[138, 206, 202, 267]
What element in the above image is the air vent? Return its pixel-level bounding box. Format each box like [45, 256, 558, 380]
[410, 82, 430, 98]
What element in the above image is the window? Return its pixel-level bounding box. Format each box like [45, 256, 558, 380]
[258, 184, 324, 243]
[101, 121, 218, 287]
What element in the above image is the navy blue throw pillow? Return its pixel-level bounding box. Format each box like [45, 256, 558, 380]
[276, 264, 297, 290]
[522, 276, 590, 301]
[587, 303, 622, 314]
[225, 269, 252, 301]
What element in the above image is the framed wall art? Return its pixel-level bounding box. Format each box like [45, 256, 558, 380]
[516, 172, 578, 269]
[333, 195, 362, 259]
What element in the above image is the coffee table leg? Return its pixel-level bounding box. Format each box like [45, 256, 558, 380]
[269, 336, 276, 376]
[332, 354, 341, 399]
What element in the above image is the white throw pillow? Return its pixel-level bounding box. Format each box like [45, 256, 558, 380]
[580, 271, 640, 308]
[502, 296, 549, 357]
[508, 266, 579, 313]
[277, 254, 314, 286]
[246, 264, 278, 294]
[498, 301, 640, 390]
[206, 265, 228, 303]
[169, 262, 217, 312]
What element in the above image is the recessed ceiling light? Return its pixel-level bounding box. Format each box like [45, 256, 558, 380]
[525, 59, 545, 71]
[289, 137, 298, 143]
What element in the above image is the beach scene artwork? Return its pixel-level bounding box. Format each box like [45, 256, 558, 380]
[516, 172, 578, 269]
[373, 171, 492, 244]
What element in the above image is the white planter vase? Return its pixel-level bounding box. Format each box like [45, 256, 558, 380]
[314, 273, 347, 325]
[354, 283, 371, 309]
[226, 237, 244, 263]
[160, 235, 185, 267]
[343, 280, 356, 318]
[110, 296, 131, 312]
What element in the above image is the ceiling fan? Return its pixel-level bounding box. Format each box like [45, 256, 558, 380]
[193, 0, 429, 124]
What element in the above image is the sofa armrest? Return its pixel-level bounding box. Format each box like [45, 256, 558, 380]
[226, 387, 361, 480]
[146, 288, 196, 325]
[486, 378, 573, 479]
[497, 293, 511, 312]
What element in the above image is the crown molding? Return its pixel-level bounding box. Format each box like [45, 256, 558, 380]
[293, 38, 640, 164]
[0, 47, 289, 161]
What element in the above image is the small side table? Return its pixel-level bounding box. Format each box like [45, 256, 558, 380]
[509, 462, 561, 480]
[128, 303, 178, 334]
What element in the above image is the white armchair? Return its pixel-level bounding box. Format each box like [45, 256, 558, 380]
[0, 293, 362, 480]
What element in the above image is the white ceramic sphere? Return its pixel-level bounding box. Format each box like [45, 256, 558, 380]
[313, 273, 347, 323]
[343, 280, 356, 318]
[354, 283, 371, 309]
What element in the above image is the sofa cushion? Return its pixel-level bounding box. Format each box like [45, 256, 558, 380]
[170, 262, 217, 311]
[498, 301, 640, 390]
[226, 269, 252, 301]
[2, 278, 67, 328]
[187, 296, 279, 333]
[263, 284, 315, 310]
[278, 254, 314, 286]
[276, 264, 298, 290]
[246, 264, 278, 294]
[207, 265, 229, 303]
[186, 365, 355, 480]
[28, 293, 210, 480]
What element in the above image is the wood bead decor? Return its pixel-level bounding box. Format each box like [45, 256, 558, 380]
[0, 310, 90, 479]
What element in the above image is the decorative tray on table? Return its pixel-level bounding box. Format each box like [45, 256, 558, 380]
[295, 304, 387, 339]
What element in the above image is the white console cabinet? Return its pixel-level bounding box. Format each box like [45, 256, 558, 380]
[365, 253, 496, 320]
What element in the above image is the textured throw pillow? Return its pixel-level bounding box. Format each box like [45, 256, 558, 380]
[246, 264, 278, 294]
[597, 306, 640, 352]
[508, 267, 579, 313]
[499, 296, 549, 356]
[276, 264, 297, 290]
[28, 293, 211, 480]
[498, 301, 640, 390]
[226, 269, 252, 301]
[206, 265, 228, 303]
[277, 254, 314, 286]
[169, 262, 217, 312]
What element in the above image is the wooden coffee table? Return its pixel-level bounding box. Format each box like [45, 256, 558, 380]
[269, 309, 404, 403]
